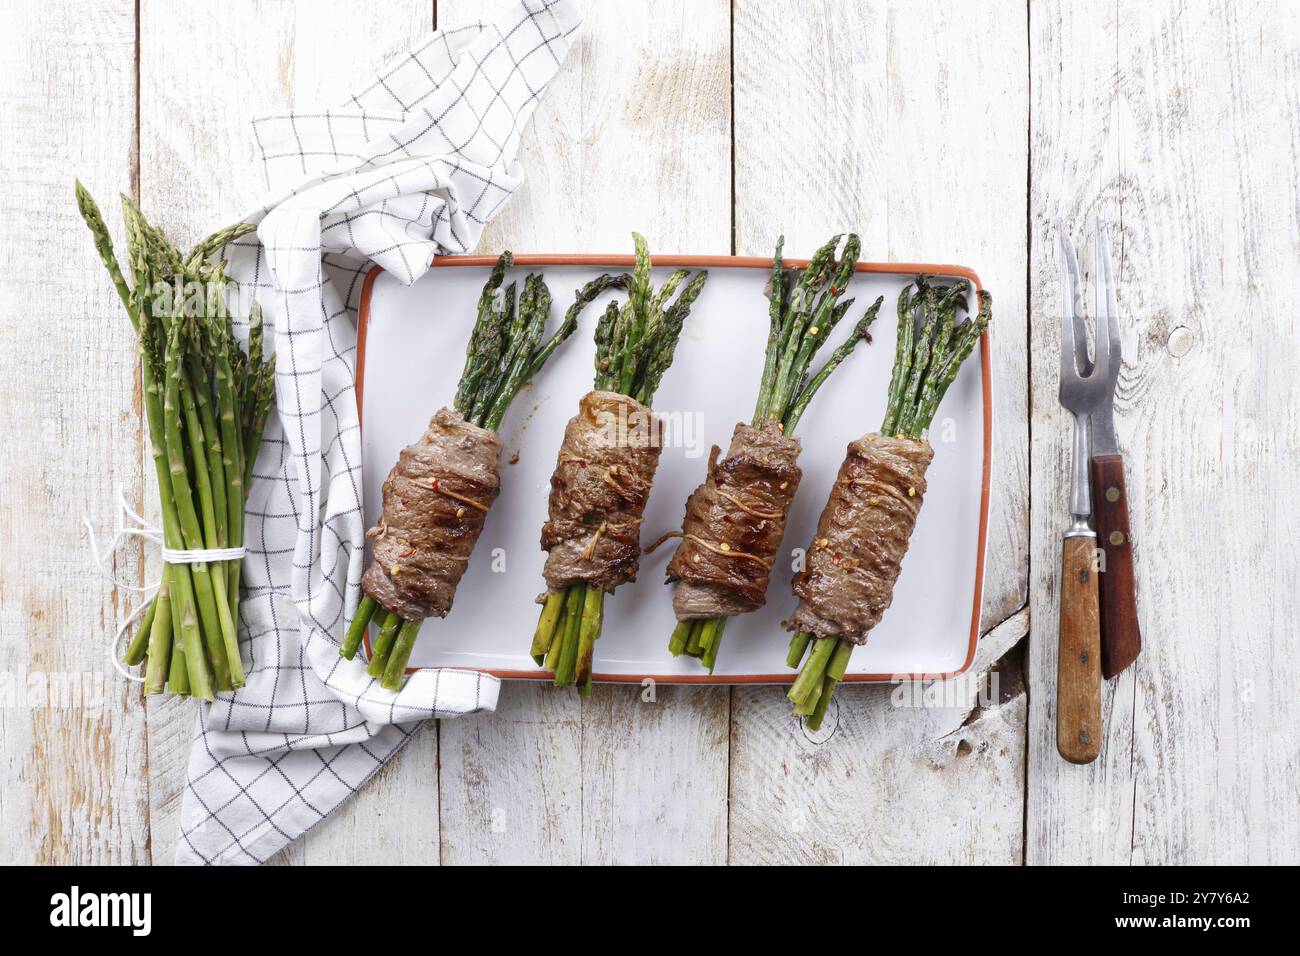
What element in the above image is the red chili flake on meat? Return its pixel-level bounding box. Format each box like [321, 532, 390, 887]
[399, 547, 415, 558]
[833, 552, 842, 563]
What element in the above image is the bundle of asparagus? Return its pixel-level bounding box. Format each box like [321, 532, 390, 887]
[531, 234, 708, 692]
[342, 254, 620, 690]
[785, 278, 991, 729]
[659, 234, 881, 671]
[76, 182, 275, 700]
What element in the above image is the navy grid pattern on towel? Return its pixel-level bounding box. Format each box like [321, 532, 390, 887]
[176, 0, 582, 866]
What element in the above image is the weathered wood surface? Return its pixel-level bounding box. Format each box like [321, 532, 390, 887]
[1026, 0, 1300, 865]
[0, 0, 151, 865]
[2, 0, 1296, 865]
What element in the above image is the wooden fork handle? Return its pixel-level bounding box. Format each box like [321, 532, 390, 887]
[1057, 534, 1102, 764]
[1090, 453, 1141, 678]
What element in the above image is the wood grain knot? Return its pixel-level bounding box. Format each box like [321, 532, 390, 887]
[1167, 325, 1195, 357]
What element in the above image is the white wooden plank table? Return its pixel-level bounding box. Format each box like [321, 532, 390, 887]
[0, 0, 1295, 865]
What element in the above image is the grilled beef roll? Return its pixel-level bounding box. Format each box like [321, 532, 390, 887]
[665, 420, 802, 619]
[541, 390, 663, 594]
[785, 432, 933, 644]
[361, 407, 502, 620]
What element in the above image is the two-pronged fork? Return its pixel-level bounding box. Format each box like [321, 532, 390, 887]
[1085, 234, 1141, 679]
[1056, 229, 1112, 765]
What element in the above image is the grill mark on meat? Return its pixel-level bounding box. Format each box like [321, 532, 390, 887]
[362, 407, 502, 620]
[785, 432, 932, 643]
[666, 420, 802, 619]
[541, 390, 663, 593]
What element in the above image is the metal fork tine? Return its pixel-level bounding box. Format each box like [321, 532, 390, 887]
[1058, 230, 1089, 387]
[1094, 223, 1118, 386]
[1058, 231, 1076, 380]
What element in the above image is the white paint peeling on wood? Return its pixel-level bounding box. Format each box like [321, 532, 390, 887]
[0, 0, 151, 864]
[728, 609, 1028, 865]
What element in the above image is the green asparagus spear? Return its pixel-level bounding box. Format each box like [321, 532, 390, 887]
[143, 584, 172, 695]
[543, 234, 709, 691]
[123, 594, 158, 668]
[341, 594, 378, 660]
[790, 277, 991, 726]
[381, 619, 424, 691]
[668, 235, 873, 670]
[356, 254, 609, 686]
[367, 612, 403, 678]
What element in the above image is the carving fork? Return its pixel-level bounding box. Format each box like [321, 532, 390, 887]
[1055, 229, 1111, 764]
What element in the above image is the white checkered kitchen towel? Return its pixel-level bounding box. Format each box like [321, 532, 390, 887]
[175, 0, 582, 865]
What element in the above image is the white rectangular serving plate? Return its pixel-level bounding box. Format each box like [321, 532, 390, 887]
[358, 254, 992, 684]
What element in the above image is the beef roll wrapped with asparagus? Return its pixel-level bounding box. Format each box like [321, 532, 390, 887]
[659, 235, 881, 672]
[786, 278, 991, 729]
[665, 420, 802, 620]
[540, 389, 663, 594]
[530, 233, 708, 692]
[341, 253, 621, 690]
[786, 432, 933, 641]
[360, 407, 502, 621]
